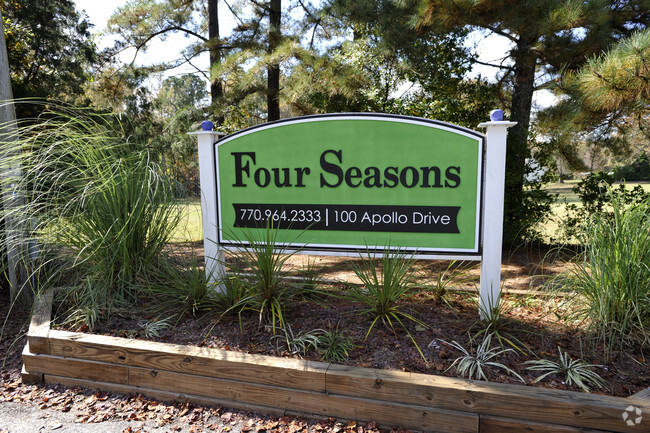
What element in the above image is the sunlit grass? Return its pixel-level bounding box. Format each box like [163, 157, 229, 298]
[538, 180, 650, 243]
[170, 198, 203, 242]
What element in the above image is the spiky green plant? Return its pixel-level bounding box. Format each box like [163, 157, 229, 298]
[227, 224, 302, 334]
[0, 106, 183, 316]
[561, 190, 650, 357]
[139, 315, 175, 339]
[317, 328, 357, 364]
[347, 247, 427, 360]
[524, 348, 606, 392]
[143, 257, 210, 316]
[470, 289, 531, 355]
[444, 333, 524, 383]
[271, 325, 323, 356]
[426, 260, 475, 306]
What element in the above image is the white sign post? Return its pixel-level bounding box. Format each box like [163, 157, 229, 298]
[478, 112, 516, 319]
[190, 122, 225, 286]
[193, 113, 515, 318]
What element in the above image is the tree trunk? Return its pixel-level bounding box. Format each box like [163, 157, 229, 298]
[208, 0, 224, 125]
[503, 55, 536, 245]
[267, 0, 281, 122]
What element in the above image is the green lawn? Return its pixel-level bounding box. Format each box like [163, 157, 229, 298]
[170, 198, 203, 242]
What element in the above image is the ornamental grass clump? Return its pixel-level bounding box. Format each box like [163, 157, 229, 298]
[562, 190, 650, 357]
[0, 107, 182, 318]
[227, 224, 303, 334]
[347, 247, 427, 359]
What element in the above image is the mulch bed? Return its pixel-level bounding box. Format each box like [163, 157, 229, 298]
[2, 244, 648, 432]
[60, 244, 650, 397]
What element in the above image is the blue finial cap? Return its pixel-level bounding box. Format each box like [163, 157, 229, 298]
[201, 120, 214, 131]
[489, 109, 504, 122]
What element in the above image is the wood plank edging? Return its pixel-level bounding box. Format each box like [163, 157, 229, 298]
[478, 414, 613, 433]
[26, 289, 53, 354]
[22, 292, 650, 433]
[46, 329, 329, 393]
[325, 364, 650, 433]
[33, 355, 478, 433]
[128, 365, 478, 433]
[629, 387, 650, 403]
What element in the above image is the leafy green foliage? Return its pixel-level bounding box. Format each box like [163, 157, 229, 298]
[444, 333, 524, 382]
[524, 348, 606, 392]
[560, 190, 650, 357]
[1, 0, 97, 117]
[317, 329, 357, 364]
[412, 0, 649, 245]
[347, 248, 427, 360]
[613, 152, 650, 182]
[573, 28, 650, 117]
[561, 172, 649, 241]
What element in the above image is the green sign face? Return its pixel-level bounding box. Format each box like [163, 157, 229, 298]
[215, 114, 484, 255]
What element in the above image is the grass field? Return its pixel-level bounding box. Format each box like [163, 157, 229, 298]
[170, 181, 650, 244]
[540, 180, 650, 242]
[170, 198, 203, 242]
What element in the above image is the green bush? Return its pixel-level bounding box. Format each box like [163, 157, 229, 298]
[613, 152, 650, 181]
[561, 172, 648, 241]
[0, 108, 182, 315]
[562, 190, 650, 357]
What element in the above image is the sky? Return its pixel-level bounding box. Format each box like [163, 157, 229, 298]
[74, 0, 554, 108]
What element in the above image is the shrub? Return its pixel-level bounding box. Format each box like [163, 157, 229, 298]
[613, 152, 650, 181]
[0, 108, 182, 315]
[561, 172, 648, 241]
[562, 189, 650, 357]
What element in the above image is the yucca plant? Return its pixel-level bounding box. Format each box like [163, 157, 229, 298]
[470, 288, 531, 355]
[213, 269, 248, 314]
[227, 224, 302, 334]
[444, 333, 524, 382]
[139, 315, 175, 339]
[317, 328, 358, 363]
[143, 257, 210, 316]
[426, 260, 475, 306]
[271, 325, 323, 356]
[347, 247, 427, 360]
[524, 348, 606, 392]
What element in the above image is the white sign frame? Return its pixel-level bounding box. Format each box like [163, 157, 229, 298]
[191, 116, 515, 318]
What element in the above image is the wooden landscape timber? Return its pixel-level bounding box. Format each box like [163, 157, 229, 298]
[23, 293, 650, 433]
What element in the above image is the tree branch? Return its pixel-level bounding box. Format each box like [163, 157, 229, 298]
[223, 0, 244, 26]
[473, 58, 514, 72]
[484, 25, 517, 43]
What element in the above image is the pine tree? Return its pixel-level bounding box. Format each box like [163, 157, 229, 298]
[411, 0, 650, 243]
[107, 0, 225, 120]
